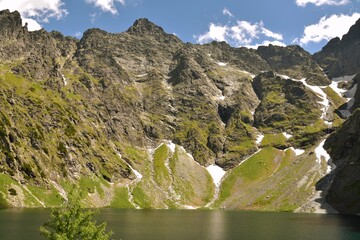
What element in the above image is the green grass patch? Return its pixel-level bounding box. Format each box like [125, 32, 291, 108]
[278, 148, 295, 170]
[0, 192, 8, 208]
[124, 146, 148, 165]
[27, 185, 64, 206]
[229, 140, 255, 153]
[79, 177, 104, 197]
[260, 133, 288, 149]
[323, 86, 347, 108]
[132, 185, 152, 209]
[292, 119, 327, 148]
[110, 187, 135, 208]
[153, 144, 171, 187]
[264, 91, 286, 104]
[237, 147, 281, 181]
[216, 147, 283, 204]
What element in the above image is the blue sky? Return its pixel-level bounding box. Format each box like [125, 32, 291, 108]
[0, 0, 359, 53]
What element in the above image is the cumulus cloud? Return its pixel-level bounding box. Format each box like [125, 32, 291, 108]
[196, 23, 228, 43]
[298, 13, 360, 45]
[223, 8, 234, 17]
[86, 0, 126, 14]
[22, 17, 42, 31]
[195, 20, 284, 48]
[0, 0, 67, 31]
[295, 0, 349, 7]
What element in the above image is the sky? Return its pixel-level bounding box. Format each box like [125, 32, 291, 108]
[0, 0, 359, 53]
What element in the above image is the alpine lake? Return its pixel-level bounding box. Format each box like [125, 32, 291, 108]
[1, 209, 360, 240]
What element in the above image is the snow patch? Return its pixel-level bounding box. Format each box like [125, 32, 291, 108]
[206, 165, 226, 187]
[288, 147, 305, 156]
[256, 134, 264, 145]
[277, 74, 290, 79]
[240, 70, 256, 78]
[315, 140, 332, 173]
[135, 73, 148, 78]
[216, 62, 227, 67]
[167, 141, 176, 153]
[282, 132, 292, 139]
[218, 95, 226, 101]
[61, 74, 68, 86]
[329, 81, 346, 97]
[330, 74, 356, 99]
[129, 164, 143, 179]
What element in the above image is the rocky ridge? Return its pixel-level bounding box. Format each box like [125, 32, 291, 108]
[314, 18, 360, 78]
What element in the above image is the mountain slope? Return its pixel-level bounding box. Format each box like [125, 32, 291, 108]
[0, 9, 358, 213]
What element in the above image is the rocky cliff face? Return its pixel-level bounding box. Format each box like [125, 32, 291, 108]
[0, 9, 359, 213]
[323, 109, 360, 214]
[314, 18, 360, 78]
[313, 18, 360, 214]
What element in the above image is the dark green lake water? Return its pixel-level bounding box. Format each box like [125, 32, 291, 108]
[0, 209, 360, 240]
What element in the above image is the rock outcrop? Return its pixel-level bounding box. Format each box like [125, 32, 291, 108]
[323, 109, 360, 214]
[257, 45, 330, 86]
[314, 18, 360, 78]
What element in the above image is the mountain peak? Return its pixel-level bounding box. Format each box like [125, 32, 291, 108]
[0, 9, 22, 30]
[127, 18, 166, 36]
[314, 17, 360, 78]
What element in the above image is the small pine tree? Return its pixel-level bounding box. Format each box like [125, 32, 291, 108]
[40, 188, 113, 240]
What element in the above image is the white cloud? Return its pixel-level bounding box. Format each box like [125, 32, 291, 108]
[195, 20, 284, 47]
[22, 17, 42, 31]
[298, 13, 360, 45]
[296, 0, 349, 6]
[0, 0, 67, 31]
[223, 8, 234, 17]
[86, 0, 126, 14]
[246, 40, 287, 49]
[195, 23, 228, 44]
[261, 25, 283, 40]
[230, 21, 259, 44]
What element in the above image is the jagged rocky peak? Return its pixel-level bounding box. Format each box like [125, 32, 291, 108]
[0, 9, 28, 37]
[82, 28, 109, 38]
[0, 9, 22, 28]
[127, 18, 166, 36]
[322, 37, 341, 52]
[341, 18, 360, 44]
[314, 18, 360, 78]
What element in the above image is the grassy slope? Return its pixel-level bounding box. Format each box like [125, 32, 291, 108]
[213, 147, 324, 211]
